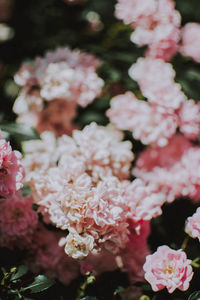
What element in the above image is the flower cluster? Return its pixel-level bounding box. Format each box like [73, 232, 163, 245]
[13, 47, 104, 136]
[115, 0, 181, 61]
[22, 123, 165, 260]
[133, 135, 200, 202]
[107, 58, 200, 146]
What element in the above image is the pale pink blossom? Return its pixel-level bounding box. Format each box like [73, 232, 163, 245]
[0, 139, 24, 197]
[180, 23, 200, 62]
[143, 245, 193, 293]
[125, 179, 165, 222]
[115, 0, 157, 28]
[185, 207, 200, 240]
[14, 47, 103, 106]
[107, 91, 178, 146]
[14, 47, 104, 136]
[178, 100, 200, 140]
[0, 191, 38, 249]
[129, 57, 186, 110]
[28, 169, 163, 258]
[23, 123, 134, 182]
[116, 0, 181, 60]
[60, 231, 95, 259]
[133, 135, 200, 202]
[27, 225, 79, 285]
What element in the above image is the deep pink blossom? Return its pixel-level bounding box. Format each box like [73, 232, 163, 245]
[0, 192, 38, 249]
[0, 139, 24, 197]
[143, 245, 193, 293]
[180, 23, 200, 62]
[133, 135, 200, 202]
[27, 225, 79, 285]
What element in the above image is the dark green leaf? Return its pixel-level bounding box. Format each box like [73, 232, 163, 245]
[11, 265, 28, 281]
[0, 123, 40, 141]
[22, 275, 55, 293]
[188, 291, 200, 300]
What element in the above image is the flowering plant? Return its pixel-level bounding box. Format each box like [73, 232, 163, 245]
[1, 0, 200, 299]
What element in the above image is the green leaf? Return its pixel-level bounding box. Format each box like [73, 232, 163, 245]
[22, 275, 55, 293]
[11, 265, 28, 281]
[188, 291, 200, 300]
[0, 123, 40, 141]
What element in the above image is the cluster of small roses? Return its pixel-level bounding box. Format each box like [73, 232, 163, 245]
[107, 57, 200, 147]
[13, 47, 104, 136]
[115, 0, 200, 62]
[21, 123, 167, 286]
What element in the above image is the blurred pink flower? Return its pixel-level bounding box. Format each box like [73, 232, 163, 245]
[133, 135, 200, 202]
[129, 57, 186, 110]
[27, 224, 79, 285]
[185, 207, 200, 241]
[116, 0, 181, 60]
[14, 47, 104, 136]
[178, 99, 200, 140]
[0, 191, 38, 249]
[180, 23, 200, 62]
[107, 91, 178, 146]
[143, 245, 193, 293]
[0, 139, 24, 197]
[115, 0, 157, 28]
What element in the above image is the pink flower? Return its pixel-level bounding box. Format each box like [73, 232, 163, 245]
[0, 139, 24, 197]
[0, 191, 38, 249]
[180, 23, 200, 62]
[186, 208, 200, 240]
[27, 224, 79, 285]
[116, 0, 181, 61]
[133, 135, 200, 202]
[107, 91, 178, 146]
[115, 0, 157, 28]
[13, 47, 104, 136]
[23, 123, 134, 182]
[178, 100, 200, 140]
[143, 245, 193, 293]
[120, 221, 151, 283]
[129, 57, 186, 110]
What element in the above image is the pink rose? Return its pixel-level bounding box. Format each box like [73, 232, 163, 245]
[143, 245, 193, 293]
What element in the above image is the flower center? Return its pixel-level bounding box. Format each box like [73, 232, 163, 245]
[163, 264, 173, 275]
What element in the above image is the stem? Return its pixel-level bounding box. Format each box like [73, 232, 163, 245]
[181, 236, 189, 250]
